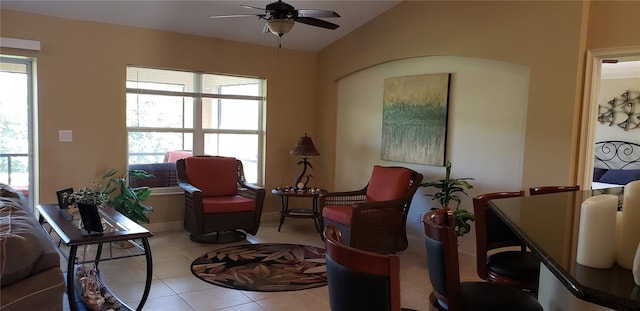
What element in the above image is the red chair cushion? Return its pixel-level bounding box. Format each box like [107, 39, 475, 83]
[322, 205, 352, 225]
[366, 166, 411, 202]
[202, 196, 255, 213]
[185, 156, 238, 197]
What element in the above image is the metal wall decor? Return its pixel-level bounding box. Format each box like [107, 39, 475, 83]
[598, 90, 640, 131]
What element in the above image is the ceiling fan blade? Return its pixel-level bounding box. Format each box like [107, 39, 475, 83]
[295, 17, 339, 30]
[240, 4, 267, 11]
[297, 9, 340, 18]
[208, 14, 265, 19]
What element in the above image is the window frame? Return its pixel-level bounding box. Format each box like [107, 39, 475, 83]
[126, 66, 266, 189]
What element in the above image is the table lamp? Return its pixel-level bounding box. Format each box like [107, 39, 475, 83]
[291, 133, 319, 189]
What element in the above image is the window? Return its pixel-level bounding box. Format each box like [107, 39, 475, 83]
[126, 66, 265, 187]
[0, 56, 35, 207]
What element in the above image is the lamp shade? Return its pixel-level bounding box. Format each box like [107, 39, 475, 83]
[266, 19, 295, 36]
[291, 134, 319, 157]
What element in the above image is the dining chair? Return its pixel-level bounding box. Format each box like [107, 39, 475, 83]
[320, 165, 423, 253]
[177, 156, 265, 243]
[423, 208, 543, 311]
[324, 225, 415, 311]
[473, 191, 540, 294]
[529, 185, 580, 195]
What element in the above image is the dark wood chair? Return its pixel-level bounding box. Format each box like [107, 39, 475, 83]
[324, 225, 413, 311]
[177, 156, 265, 243]
[320, 165, 423, 253]
[473, 191, 540, 294]
[529, 185, 580, 195]
[423, 208, 543, 311]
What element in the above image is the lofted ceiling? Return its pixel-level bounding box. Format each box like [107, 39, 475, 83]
[0, 0, 401, 52]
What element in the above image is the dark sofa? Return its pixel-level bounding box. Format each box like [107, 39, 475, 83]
[0, 184, 65, 311]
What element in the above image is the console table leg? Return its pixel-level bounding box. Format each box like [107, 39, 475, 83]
[67, 245, 78, 311]
[136, 238, 153, 311]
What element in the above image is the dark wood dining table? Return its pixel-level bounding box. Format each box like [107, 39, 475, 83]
[489, 187, 640, 311]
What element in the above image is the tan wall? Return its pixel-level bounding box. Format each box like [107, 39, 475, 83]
[587, 1, 640, 50]
[0, 10, 318, 221]
[317, 1, 639, 193]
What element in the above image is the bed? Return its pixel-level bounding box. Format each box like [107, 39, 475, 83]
[592, 140, 640, 189]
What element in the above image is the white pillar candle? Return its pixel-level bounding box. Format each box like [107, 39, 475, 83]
[618, 180, 640, 269]
[633, 242, 640, 286]
[577, 194, 618, 268]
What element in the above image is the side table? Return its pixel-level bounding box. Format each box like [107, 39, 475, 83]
[271, 188, 324, 233]
[36, 203, 153, 311]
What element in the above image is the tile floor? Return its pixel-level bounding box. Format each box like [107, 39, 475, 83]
[60, 216, 481, 311]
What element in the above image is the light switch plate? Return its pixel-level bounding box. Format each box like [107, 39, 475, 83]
[59, 130, 72, 142]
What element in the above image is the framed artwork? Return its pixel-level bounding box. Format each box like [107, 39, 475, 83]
[382, 73, 451, 166]
[56, 188, 74, 209]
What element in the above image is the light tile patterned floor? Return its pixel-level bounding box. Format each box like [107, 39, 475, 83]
[61, 216, 480, 311]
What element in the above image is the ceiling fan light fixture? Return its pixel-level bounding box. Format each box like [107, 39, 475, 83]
[266, 19, 294, 36]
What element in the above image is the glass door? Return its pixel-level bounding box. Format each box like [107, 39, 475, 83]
[0, 56, 35, 207]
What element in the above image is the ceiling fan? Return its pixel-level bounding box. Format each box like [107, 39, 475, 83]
[208, 0, 340, 37]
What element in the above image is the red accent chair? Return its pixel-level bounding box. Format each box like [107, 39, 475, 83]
[320, 165, 423, 253]
[324, 225, 405, 311]
[177, 156, 265, 243]
[473, 191, 540, 294]
[164, 150, 193, 163]
[423, 208, 543, 311]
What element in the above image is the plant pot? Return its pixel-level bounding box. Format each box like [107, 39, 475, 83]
[77, 203, 104, 233]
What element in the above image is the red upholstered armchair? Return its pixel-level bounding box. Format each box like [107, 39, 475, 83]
[320, 165, 423, 253]
[177, 156, 265, 243]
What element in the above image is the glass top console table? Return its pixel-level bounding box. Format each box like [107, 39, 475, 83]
[489, 188, 639, 311]
[36, 203, 153, 311]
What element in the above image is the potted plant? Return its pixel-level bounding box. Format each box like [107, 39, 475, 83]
[420, 161, 475, 237]
[69, 169, 155, 225]
[100, 169, 155, 224]
[67, 186, 110, 207]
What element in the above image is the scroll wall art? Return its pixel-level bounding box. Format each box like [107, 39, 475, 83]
[382, 73, 451, 166]
[598, 90, 640, 131]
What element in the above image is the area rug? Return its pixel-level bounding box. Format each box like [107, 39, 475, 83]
[191, 243, 327, 292]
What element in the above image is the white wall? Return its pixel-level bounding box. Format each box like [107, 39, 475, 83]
[336, 56, 530, 253]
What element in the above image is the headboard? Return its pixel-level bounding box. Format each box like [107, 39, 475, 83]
[593, 141, 640, 187]
[594, 140, 640, 169]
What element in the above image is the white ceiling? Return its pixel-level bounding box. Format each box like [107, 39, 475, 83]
[0, 0, 401, 52]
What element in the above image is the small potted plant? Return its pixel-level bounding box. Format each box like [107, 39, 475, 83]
[67, 187, 110, 207]
[420, 161, 475, 237]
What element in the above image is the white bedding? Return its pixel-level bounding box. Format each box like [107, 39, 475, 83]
[591, 181, 624, 190]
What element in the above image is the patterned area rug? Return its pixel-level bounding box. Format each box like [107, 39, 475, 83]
[191, 243, 327, 292]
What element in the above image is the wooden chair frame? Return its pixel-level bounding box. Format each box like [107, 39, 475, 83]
[177, 156, 265, 243]
[529, 185, 580, 195]
[473, 191, 539, 293]
[324, 225, 402, 311]
[320, 167, 423, 253]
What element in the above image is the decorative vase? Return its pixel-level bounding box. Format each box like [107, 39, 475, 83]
[633, 242, 640, 286]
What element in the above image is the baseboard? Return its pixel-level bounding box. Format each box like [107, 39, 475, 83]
[142, 212, 282, 233]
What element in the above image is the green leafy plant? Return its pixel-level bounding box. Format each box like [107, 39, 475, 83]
[69, 169, 155, 224]
[101, 169, 155, 224]
[420, 161, 475, 237]
[67, 186, 110, 207]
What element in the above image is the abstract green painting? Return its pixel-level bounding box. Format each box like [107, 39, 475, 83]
[382, 73, 450, 166]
